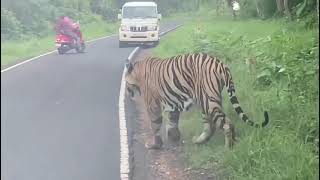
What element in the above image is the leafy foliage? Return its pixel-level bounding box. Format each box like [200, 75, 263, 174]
[1, 8, 23, 40]
[1, 0, 119, 41]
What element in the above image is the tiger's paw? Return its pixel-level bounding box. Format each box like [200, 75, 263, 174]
[145, 136, 163, 150]
[192, 132, 211, 144]
[167, 127, 181, 143]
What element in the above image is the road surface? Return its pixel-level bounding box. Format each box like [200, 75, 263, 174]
[1, 22, 179, 180]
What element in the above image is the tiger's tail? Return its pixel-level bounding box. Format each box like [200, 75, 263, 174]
[228, 92, 269, 127]
[223, 66, 269, 128]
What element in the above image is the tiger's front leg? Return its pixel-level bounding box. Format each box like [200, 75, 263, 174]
[166, 110, 181, 143]
[145, 105, 163, 150]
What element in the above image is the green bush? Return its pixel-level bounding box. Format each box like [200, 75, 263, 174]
[1, 8, 23, 40]
[239, 0, 277, 19]
[1, 0, 119, 41]
[101, 7, 118, 22]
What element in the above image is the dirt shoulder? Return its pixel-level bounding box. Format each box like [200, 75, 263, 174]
[129, 48, 215, 180]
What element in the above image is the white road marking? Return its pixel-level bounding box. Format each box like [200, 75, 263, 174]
[119, 24, 182, 180]
[1, 50, 57, 73]
[1, 34, 116, 73]
[119, 47, 139, 180]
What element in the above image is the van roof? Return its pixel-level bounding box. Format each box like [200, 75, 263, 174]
[123, 2, 157, 7]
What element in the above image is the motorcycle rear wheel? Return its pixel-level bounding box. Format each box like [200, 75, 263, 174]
[76, 43, 85, 53]
[58, 48, 65, 54]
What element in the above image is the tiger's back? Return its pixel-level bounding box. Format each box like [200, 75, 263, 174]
[139, 53, 230, 114]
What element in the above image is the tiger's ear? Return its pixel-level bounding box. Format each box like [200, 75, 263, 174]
[125, 59, 133, 73]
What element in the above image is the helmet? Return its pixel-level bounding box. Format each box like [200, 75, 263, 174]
[72, 22, 80, 30]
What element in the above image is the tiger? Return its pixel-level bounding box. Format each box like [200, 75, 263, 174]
[125, 53, 269, 149]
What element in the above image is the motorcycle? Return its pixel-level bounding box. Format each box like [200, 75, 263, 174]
[55, 22, 85, 54]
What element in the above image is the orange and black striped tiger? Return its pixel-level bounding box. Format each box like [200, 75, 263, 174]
[125, 53, 269, 149]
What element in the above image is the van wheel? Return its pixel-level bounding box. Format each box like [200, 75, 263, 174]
[152, 41, 159, 47]
[119, 41, 127, 48]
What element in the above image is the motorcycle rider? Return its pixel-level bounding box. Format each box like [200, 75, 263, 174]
[55, 16, 81, 47]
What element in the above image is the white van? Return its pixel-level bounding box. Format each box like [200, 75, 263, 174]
[118, 1, 161, 48]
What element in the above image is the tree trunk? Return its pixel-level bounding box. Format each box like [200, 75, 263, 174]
[196, 0, 201, 11]
[317, 0, 319, 25]
[216, 0, 221, 16]
[255, 0, 265, 19]
[283, 0, 292, 20]
[226, 0, 232, 7]
[276, 0, 284, 15]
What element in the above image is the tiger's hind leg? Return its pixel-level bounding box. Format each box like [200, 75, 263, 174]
[214, 110, 236, 149]
[146, 104, 163, 150]
[192, 113, 215, 144]
[166, 110, 181, 143]
[222, 118, 236, 149]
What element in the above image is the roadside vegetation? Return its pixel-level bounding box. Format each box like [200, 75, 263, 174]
[1, 19, 118, 66]
[153, 1, 319, 179]
[1, 0, 121, 66]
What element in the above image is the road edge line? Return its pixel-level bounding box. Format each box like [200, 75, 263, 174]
[1, 34, 116, 73]
[119, 46, 139, 180]
[119, 24, 182, 180]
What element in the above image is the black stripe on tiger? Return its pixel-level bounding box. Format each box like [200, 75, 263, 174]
[172, 70, 190, 100]
[163, 78, 186, 104]
[159, 80, 180, 108]
[230, 96, 239, 104]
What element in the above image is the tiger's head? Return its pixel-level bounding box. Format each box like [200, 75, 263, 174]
[124, 60, 142, 99]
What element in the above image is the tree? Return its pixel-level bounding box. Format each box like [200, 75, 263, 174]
[215, 0, 223, 16]
[283, 0, 292, 20]
[317, 0, 319, 24]
[276, 0, 284, 15]
[275, 0, 292, 20]
[255, 0, 265, 19]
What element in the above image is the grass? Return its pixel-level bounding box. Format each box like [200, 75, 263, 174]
[152, 15, 319, 180]
[1, 18, 118, 66]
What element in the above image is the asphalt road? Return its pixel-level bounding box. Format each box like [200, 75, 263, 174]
[1, 22, 179, 180]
